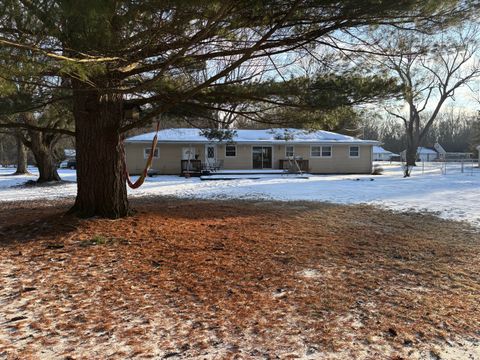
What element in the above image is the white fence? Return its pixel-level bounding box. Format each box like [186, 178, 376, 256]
[374, 160, 479, 177]
[415, 159, 478, 175]
[405, 160, 477, 176]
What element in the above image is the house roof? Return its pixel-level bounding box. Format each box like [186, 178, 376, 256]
[373, 146, 398, 155]
[400, 147, 437, 155]
[125, 128, 379, 145]
[416, 147, 437, 154]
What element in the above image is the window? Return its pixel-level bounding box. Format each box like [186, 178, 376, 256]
[311, 146, 332, 158]
[311, 146, 321, 157]
[183, 147, 196, 160]
[349, 146, 360, 158]
[144, 147, 159, 159]
[225, 145, 236, 157]
[321, 146, 332, 157]
[285, 145, 294, 157]
[206, 146, 215, 159]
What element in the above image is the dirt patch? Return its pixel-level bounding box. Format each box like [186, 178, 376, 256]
[0, 198, 479, 359]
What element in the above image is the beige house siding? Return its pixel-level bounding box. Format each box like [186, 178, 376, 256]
[125, 142, 373, 175]
[125, 143, 204, 175]
[293, 144, 372, 174]
[216, 144, 254, 169]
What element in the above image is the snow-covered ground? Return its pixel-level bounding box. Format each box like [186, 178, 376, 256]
[1, 162, 480, 227]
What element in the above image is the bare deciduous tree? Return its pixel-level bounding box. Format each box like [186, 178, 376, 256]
[372, 25, 480, 170]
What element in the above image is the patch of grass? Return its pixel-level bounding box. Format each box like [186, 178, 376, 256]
[80, 235, 130, 247]
[92, 234, 108, 245]
[80, 235, 109, 247]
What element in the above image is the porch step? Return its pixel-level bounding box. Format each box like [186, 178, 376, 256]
[200, 173, 311, 181]
[209, 169, 289, 175]
[200, 175, 262, 181]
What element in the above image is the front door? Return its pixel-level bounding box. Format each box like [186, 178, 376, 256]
[182, 147, 196, 160]
[252, 146, 273, 169]
[205, 145, 216, 167]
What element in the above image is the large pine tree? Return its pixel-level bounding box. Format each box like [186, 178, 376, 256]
[0, 0, 472, 217]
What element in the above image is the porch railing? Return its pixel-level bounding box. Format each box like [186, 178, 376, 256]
[181, 159, 202, 175]
[279, 159, 309, 172]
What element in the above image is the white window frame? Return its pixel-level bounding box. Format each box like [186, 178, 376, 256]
[311, 145, 332, 158]
[310, 146, 321, 157]
[225, 144, 237, 158]
[321, 146, 332, 158]
[183, 147, 197, 160]
[349, 146, 360, 158]
[144, 147, 159, 159]
[285, 145, 294, 158]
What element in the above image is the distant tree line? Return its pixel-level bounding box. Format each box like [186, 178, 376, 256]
[362, 109, 480, 154]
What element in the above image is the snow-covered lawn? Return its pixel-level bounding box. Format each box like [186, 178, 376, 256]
[1, 162, 480, 227]
[0, 167, 77, 200]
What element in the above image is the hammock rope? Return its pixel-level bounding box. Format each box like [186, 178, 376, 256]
[124, 121, 160, 189]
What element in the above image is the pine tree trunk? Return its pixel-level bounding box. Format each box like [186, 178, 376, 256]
[23, 114, 61, 183]
[69, 82, 129, 218]
[14, 133, 29, 175]
[31, 144, 61, 182]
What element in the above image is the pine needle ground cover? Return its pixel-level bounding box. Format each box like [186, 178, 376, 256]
[0, 199, 479, 359]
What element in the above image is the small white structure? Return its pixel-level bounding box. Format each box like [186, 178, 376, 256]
[434, 142, 446, 157]
[416, 147, 438, 161]
[401, 147, 438, 162]
[373, 146, 398, 161]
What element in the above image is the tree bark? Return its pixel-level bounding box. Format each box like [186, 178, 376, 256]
[14, 133, 29, 175]
[69, 81, 129, 218]
[405, 139, 418, 167]
[21, 113, 62, 183]
[404, 129, 419, 176]
[404, 108, 420, 167]
[0, 135, 4, 166]
[29, 140, 61, 183]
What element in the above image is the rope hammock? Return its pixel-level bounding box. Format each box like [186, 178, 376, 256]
[124, 121, 160, 189]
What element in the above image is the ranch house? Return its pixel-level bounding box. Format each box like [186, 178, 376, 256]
[124, 128, 378, 175]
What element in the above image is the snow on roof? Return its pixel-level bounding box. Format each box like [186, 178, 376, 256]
[434, 143, 446, 154]
[373, 146, 398, 155]
[417, 147, 437, 154]
[125, 128, 378, 145]
[400, 147, 437, 155]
